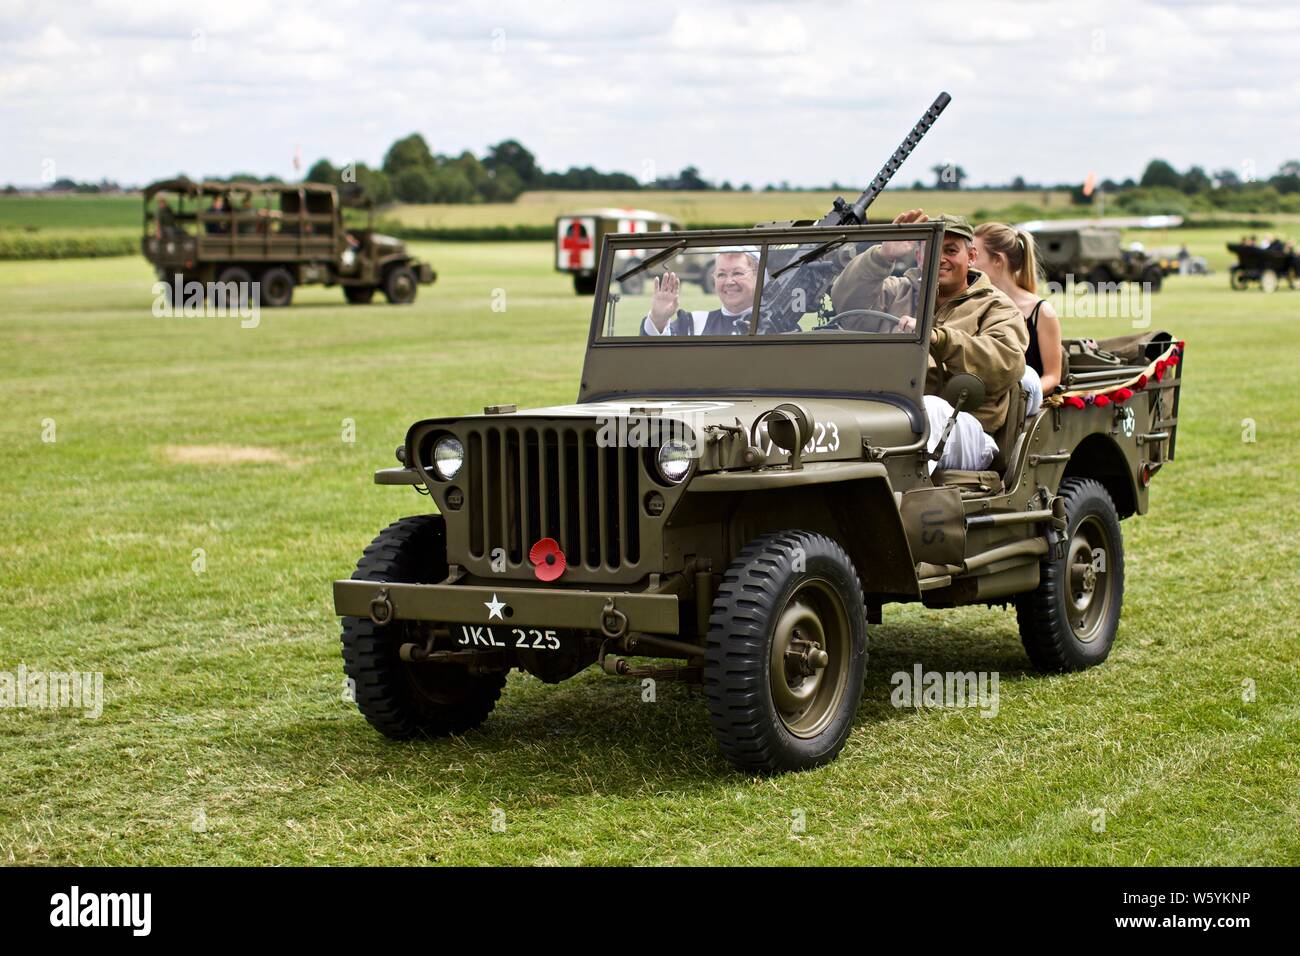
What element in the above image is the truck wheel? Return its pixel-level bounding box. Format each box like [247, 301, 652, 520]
[1015, 478, 1124, 672]
[1140, 264, 1163, 292]
[573, 273, 598, 295]
[704, 531, 867, 774]
[216, 265, 252, 289]
[1229, 268, 1249, 291]
[259, 267, 294, 307]
[1086, 266, 1112, 291]
[344, 285, 376, 305]
[341, 515, 506, 739]
[1260, 269, 1279, 294]
[383, 265, 417, 304]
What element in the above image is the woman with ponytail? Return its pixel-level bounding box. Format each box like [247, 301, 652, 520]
[974, 224, 1062, 411]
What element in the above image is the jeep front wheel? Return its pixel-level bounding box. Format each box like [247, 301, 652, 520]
[704, 531, 867, 774]
[1015, 478, 1125, 672]
[341, 515, 506, 739]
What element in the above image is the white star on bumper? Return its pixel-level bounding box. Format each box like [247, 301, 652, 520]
[484, 594, 506, 621]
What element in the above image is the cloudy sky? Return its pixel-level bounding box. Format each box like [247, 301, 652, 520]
[3, 0, 1298, 189]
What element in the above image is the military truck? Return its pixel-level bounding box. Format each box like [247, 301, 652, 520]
[556, 208, 710, 296]
[142, 178, 435, 307]
[1029, 225, 1166, 292]
[334, 95, 1185, 773]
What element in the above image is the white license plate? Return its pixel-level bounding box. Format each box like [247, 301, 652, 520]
[458, 625, 561, 651]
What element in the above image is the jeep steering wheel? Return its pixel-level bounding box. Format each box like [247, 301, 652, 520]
[816, 309, 904, 334]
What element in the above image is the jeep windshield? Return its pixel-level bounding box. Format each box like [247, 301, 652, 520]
[594, 225, 940, 342]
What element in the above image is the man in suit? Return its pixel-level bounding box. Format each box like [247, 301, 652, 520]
[641, 249, 758, 336]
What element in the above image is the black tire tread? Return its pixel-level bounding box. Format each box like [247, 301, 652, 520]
[341, 516, 504, 739]
[1015, 478, 1124, 673]
[704, 530, 867, 773]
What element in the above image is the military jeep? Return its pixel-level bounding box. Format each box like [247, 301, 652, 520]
[142, 178, 436, 307]
[333, 219, 1185, 774]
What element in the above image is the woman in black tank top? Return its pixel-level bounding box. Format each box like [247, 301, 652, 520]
[972, 224, 1062, 394]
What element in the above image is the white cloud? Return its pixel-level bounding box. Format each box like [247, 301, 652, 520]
[1, 0, 1297, 187]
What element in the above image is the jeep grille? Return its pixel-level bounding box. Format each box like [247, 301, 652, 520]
[463, 424, 641, 571]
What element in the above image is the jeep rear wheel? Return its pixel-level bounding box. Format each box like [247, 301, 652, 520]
[1015, 478, 1125, 672]
[341, 515, 506, 739]
[704, 531, 867, 774]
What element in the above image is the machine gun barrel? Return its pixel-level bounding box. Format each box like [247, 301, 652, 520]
[817, 91, 952, 228]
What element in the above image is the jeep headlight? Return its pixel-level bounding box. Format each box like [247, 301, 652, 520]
[432, 436, 464, 480]
[655, 440, 693, 484]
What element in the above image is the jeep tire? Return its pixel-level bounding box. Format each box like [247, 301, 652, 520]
[704, 531, 867, 774]
[341, 515, 506, 739]
[1016, 478, 1125, 672]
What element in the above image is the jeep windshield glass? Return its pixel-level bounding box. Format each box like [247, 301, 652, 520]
[598, 235, 933, 339]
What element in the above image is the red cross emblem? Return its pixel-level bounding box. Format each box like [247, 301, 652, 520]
[561, 221, 592, 269]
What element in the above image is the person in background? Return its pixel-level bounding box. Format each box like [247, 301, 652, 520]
[154, 197, 176, 237]
[205, 194, 230, 235]
[973, 222, 1062, 414]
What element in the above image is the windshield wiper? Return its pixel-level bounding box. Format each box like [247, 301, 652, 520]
[615, 240, 688, 283]
[769, 234, 847, 279]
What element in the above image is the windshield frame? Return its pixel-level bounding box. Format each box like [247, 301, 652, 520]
[588, 222, 945, 345]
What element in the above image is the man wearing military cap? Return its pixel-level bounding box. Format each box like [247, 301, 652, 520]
[831, 209, 1027, 433]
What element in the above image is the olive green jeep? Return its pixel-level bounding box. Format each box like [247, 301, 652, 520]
[333, 219, 1185, 773]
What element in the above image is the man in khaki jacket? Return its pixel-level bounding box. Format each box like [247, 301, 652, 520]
[832, 210, 1027, 433]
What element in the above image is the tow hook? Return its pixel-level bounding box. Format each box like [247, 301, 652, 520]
[369, 587, 394, 626]
[600, 599, 629, 639]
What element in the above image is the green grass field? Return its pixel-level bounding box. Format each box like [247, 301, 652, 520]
[1, 232, 1297, 865]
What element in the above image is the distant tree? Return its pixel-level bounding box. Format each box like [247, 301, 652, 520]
[431, 166, 475, 203]
[1271, 160, 1300, 195]
[483, 140, 541, 188]
[677, 166, 710, 190]
[1010, 175, 1027, 191]
[1181, 165, 1212, 194]
[354, 164, 392, 205]
[911, 179, 926, 191]
[1139, 159, 1181, 190]
[305, 159, 338, 185]
[393, 167, 439, 203]
[930, 164, 966, 190]
[719, 180, 734, 191]
[383, 134, 438, 178]
[1212, 168, 1241, 189]
[482, 164, 524, 202]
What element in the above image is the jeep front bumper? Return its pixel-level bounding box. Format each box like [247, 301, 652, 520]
[332, 580, 680, 636]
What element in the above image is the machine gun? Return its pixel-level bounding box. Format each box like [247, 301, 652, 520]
[747, 92, 952, 335]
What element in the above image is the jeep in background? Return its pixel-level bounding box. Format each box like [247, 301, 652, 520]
[142, 178, 436, 307]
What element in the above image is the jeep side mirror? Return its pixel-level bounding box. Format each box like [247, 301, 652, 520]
[942, 373, 986, 413]
[930, 374, 986, 465]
